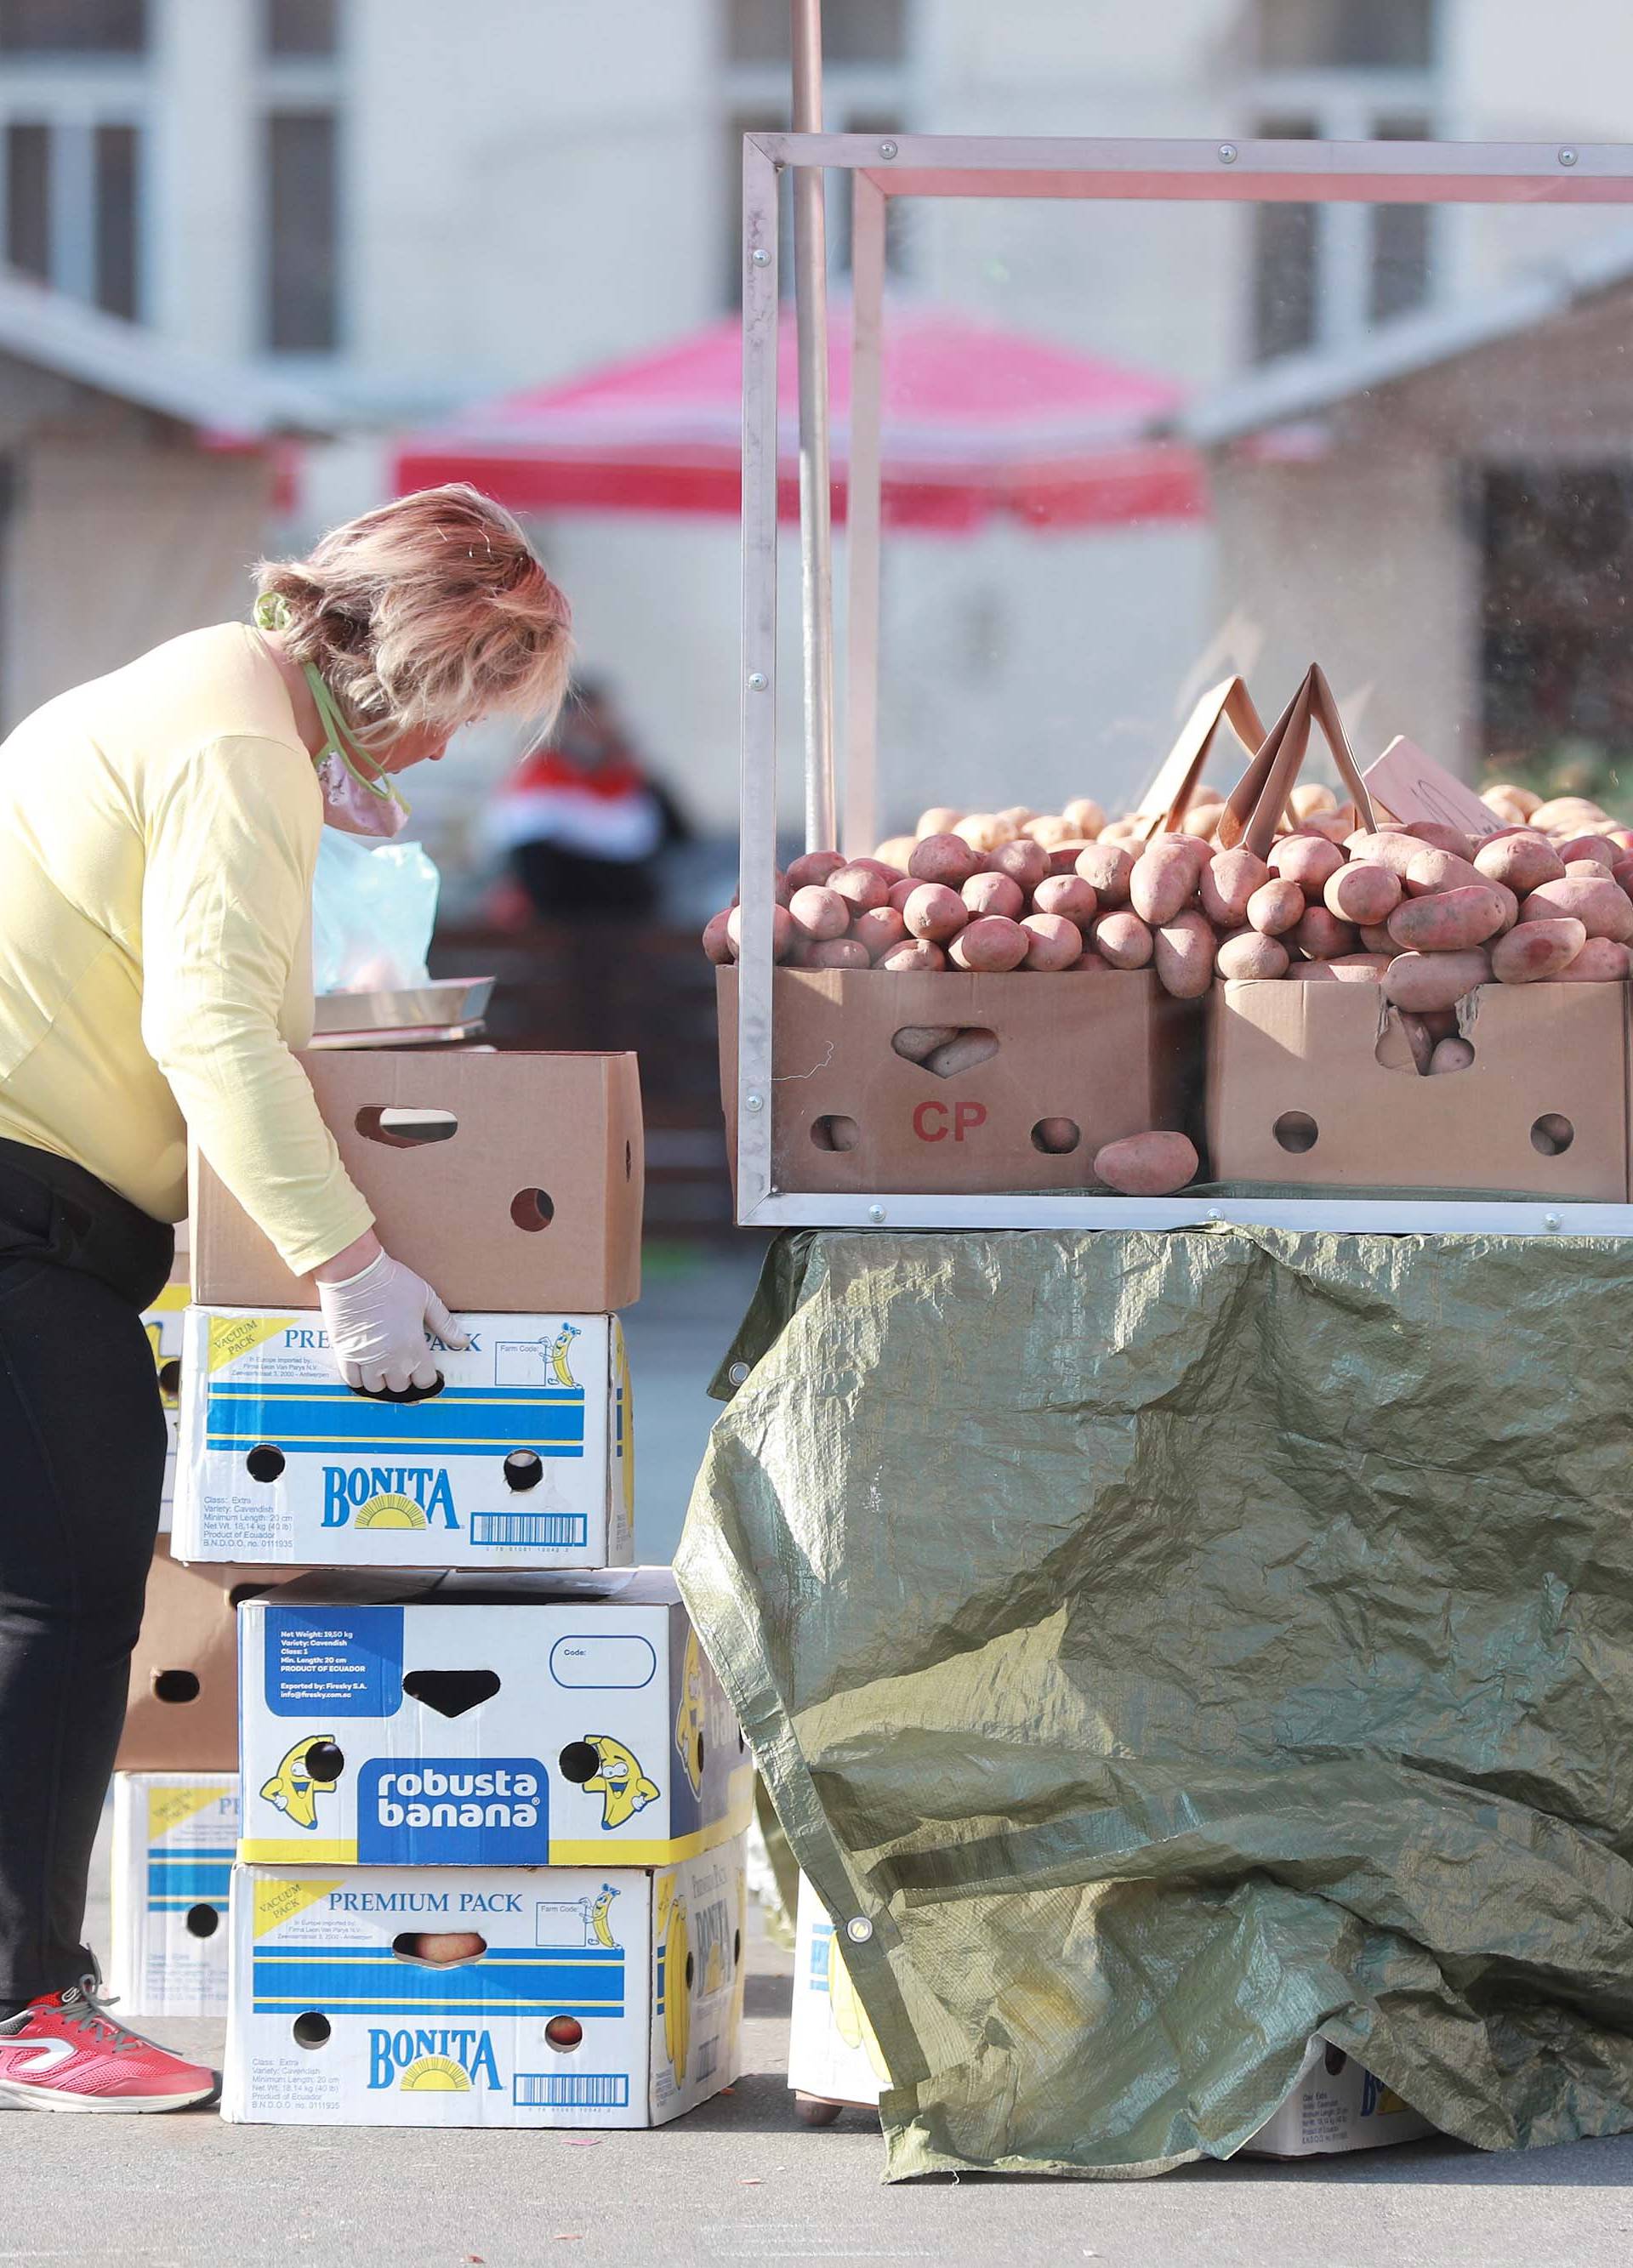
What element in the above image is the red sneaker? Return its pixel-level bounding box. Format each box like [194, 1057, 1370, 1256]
[0, 1981, 219, 2113]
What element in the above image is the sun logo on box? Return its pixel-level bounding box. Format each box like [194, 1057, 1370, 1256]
[399, 2055, 470, 2094]
[355, 1492, 428, 1531]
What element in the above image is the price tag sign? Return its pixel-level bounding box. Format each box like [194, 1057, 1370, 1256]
[1363, 737, 1503, 841]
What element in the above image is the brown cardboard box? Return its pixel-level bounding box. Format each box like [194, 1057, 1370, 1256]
[718, 968, 1197, 1194]
[190, 1050, 643, 1312]
[1207, 979, 1629, 1200]
[117, 1540, 291, 1771]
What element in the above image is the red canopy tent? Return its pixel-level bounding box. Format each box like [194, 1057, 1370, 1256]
[393, 302, 1207, 534]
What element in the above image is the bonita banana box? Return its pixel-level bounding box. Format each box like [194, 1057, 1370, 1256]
[788, 1873, 889, 2111]
[1243, 2037, 1435, 2157]
[223, 1843, 746, 2128]
[236, 1569, 751, 1868]
[174, 1308, 634, 1569]
[109, 1772, 237, 2016]
[142, 1283, 189, 1532]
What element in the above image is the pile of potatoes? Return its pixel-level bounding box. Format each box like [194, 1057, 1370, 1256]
[703, 787, 1633, 1050]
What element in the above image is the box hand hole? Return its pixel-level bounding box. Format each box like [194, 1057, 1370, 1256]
[509, 1187, 555, 1231]
[246, 1444, 285, 1484]
[557, 1740, 600, 1785]
[1532, 1113, 1575, 1157]
[185, 1904, 220, 1941]
[1273, 1111, 1319, 1154]
[401, 1668, 501, 1719]
[392, 1930, 487, 1968]
[504, 1450, 543, 1491]
[891, 1026, 999, 1078]
[156, 1357, 181, 1405]
[151, 1668, 200, 1705]
[355, 1106, 458, 1148]
[292, 2013, 331, 2049]
[1031, 1118, 1081, 1155]
[811, 1115, 860, 1152]
[304, 1740, 345, 1784]
[544, 2015, 583, 2050]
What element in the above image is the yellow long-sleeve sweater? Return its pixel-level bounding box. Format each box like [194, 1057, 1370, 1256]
[0, 621, 373, 1273]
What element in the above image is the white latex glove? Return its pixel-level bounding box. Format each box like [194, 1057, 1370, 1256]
[316, 1248, 470, 1397]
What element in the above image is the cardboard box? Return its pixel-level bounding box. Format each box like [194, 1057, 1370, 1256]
[108, 1772, 237, 2017]
[719, 969, 1197, 1196]
[1207, 978, 1630, 1200]
[174, 1309, 634, 1571]
[236, 1568, 752, 1869]
[190, 1050, 643, 1314]
[117, 1541, 291, 1771]
[143, 1282, 189, 1532]
[223, 1842, 747, 2128]
[1243, 2035, 1434, 2157]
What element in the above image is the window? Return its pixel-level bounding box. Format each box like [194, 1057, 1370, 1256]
[3, 117, 145, 318]
[94, 122, 138, 318]
[0, 0, 146, 52]
[5, 124, 48, 283]
[728, 0, 906, 65]
[264, 0, 338, 57]
[1249, 3, 1438, 361]
[265, 111, 339, 351]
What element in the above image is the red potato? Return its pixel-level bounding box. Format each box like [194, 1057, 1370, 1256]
[788, 884, 851, 942]
[1554, 937, 1631, 981]
[1032, 873, 1099, 928]
[949, 915, 1028, 973]
[1063, 796, 1107, 838]
[1420, 1009, 1459, 1043]
[1290, 906, 1359, 960]
[1269, 834, 1346, 897]
[1181, 802, 1226, 839]
[1288, 961, 1336, 981]
[1129, 843, 1200, 926]
[1093, 1130, 1200, 1197]
[915, 805, 963, 838]
[1614, 855, 1633, 893]
[1048, 838, 1095, 876]
[1357, 923, 1396, 952]
[1520, 877, 1633, 942]
[1429, 1037, 1476, 1075]
[1021, 912, 1084, 971]
[1324, 861, 1402, 925]
[888, 877, 918, 912]
[1091, 910, 1155, 970]
[1074, 842, 1135, 905]
[891, 1024, 961, 1063]
[1099, 820, 1146, 844]
[877, 938, 947, 973]
[908, 833, 982, 888]
[962, 871, 1026, 921]
[1245, 877, 1306, 936]
[1328, 953, 1393, 981]
[1200, 848, 1271, 929]
[1485, 782, 1540, 818]
[1566, 857, 1617, 881]
[985, 837, 1050, 894]
[1023, 815, 1077, 850]
[1492, 918, 1588, 983]
[1147, 831, 1213, 878]
[1289, 782, 1339, 818]
[1403, 820, 1476, 859]
[1216, 929, 1290, 980]
[1474, 832, 1565, 895]
[1073, 949, 1118, 973]
[1032, 1117, 1082, 1153]
[924, 1029, 1000, 1076]
[1403, 847, 1487, 896]
[1386, 885, 1509, 953]
[703, 910, 735, 965]
[1558, 833, 1624, 867]
[852, 906, 909, 959]
[726, 904, 794, 961]
[828, 863, 890, 917]
[805, 937, 871, 969]
[902, 883, 969, 945]
[1153, 909, 1215, 999]
[999, 804, 1036, 832]
[873, 837, 918, 870]
[1346, 829, 1423, 878]
[1304, 812, 1357, 845]
[785, 850, 847, 892]
[953, 812, 1011, 854]
[1378, 1012, 1436, 1075]
[1381, 948, 1491, 1012]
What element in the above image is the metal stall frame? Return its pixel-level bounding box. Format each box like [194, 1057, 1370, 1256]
[737, 134, 1633, 1236]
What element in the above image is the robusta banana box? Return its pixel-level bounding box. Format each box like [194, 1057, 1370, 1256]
[236, 1570, 752, 1869]
[142, 1283, 189, 1532]
[223, 1842, 746, 2128]
[109, 1772, 237, 2017]
[174, 1309, 633, 1569]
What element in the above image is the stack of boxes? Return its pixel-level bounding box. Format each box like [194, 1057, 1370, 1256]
[161, 1049, 752, 2127]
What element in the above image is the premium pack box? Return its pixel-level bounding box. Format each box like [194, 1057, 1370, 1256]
[174, 1310, 634, 1570]
[1243, 2037, 1434, 2158]
[108, 1772, 237, 2016]
[1207, 978, 1630, 1200]
[142, 1282, 188, 1532]
[190, 1050, 643, 1314]
[117, 1541, 290, 1772]
[236, 1570, 749, 1869]
[719, 969, 1196, 1196]
[223, 1843, 746, 2128]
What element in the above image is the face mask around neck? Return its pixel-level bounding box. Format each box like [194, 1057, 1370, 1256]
[253, 592, 412, 840]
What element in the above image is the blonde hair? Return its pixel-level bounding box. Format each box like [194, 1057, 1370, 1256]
[255, 485, 572, 747]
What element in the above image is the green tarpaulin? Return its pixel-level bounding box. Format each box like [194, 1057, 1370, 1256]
[676, 1226, 1633, 2180]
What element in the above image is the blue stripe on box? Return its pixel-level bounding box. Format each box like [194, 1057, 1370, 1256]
[146, 1852, 233, 1905]
[203, 1393, 585, 1453]
[252, 1949, 625, 2018]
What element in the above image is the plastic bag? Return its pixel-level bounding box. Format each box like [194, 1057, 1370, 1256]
[311, 830, 440, 994]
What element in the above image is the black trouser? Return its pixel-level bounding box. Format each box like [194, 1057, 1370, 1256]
[0, 1141, 172, 2014]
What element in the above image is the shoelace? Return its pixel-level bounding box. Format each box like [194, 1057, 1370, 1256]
[19, 1981, 148, 2055]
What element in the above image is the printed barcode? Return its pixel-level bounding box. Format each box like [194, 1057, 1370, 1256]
[514, 2071, 630, 2108]
[470, 1512, 589, 1548]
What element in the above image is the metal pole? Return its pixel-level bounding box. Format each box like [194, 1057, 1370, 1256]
[792, 0, 837, 851]
[843, 170, 885, 859]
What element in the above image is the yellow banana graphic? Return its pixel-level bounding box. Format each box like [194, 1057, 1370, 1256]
[663, 1894, 691, 2080]
[259, 1736, 338, 1833]
[549, 1324, 580, 1389]
[582, 1735, 660, 1831]
[590, 1884, 619, 1949]
[828, 1933, 890, 2084]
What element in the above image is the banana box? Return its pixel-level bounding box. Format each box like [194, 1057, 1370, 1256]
[108, 1772, 237, 2016]
[143, 1284, 189, 1532]
[236, 1569, 752, 1868]
[223, 1841, 746, 2127]
[788, 1873, 889, 2109]
[1243, 2037, 1435, 2157]
[174, 1308, 634, 1569]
